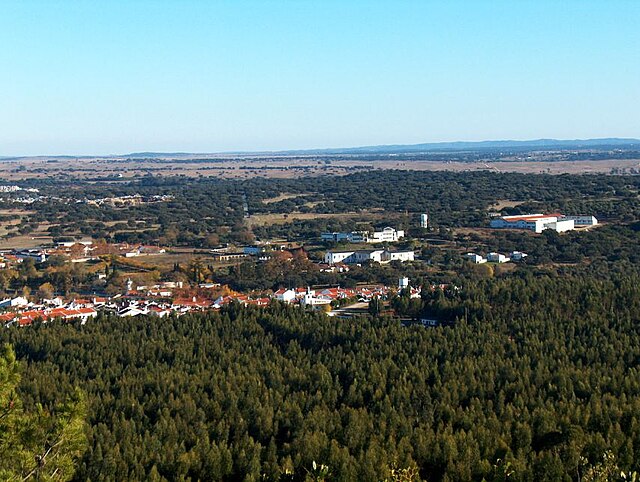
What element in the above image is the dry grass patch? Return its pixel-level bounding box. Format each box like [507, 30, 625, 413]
[245, 211, 381, 227]
[487, 200, 526, 211]
[261, 193, 302, 204]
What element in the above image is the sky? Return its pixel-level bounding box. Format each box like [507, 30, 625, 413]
[1, 0, 639, 156]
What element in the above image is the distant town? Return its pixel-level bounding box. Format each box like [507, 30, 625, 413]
[0, 199, 601, 328]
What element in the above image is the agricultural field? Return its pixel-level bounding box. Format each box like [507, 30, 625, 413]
[1, 152, 640, 182]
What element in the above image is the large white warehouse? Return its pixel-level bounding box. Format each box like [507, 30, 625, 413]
[490, 213, 584, 233]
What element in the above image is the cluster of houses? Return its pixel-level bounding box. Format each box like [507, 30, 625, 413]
[0, 252, 26, 268]
[490, 213, 598, 233]
[0, 185, 39, 193]
[273, 285, 399, 306]
[210, 242, 299, 262]
[0, 276, 436, 327]
[466, 251, 528, 264]
[0, 296, 98, 327]
[321, 227, 405, 244]
[0, 185, 41, 203]
[83, 194, 173, 207]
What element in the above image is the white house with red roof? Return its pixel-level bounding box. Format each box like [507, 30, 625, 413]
[274, 288, 296, 303]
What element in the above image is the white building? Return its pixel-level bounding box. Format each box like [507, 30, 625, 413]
[398, 277, 410, 289]
[15, 249, 47, 263]
[490, 214, 579, 233]
[348, 232, 373, 243]
[321, 227, 404, 244]
[490, 214, 559, 233]
[274, 288, 296, 303]
[324, 251, 355, 264]
[371, 227, 405, 243]
[324, 249, 414, 265]
[302, 287, 332, 306]
[510, 251, 528, 261]
[563, 215, 598, 226]
[355, 250, 385, 263]
[547, 219, 575, 233]
[420, 214, 429, 228]
[383, 250, 414, 262]
[487, 252, 510, 263]
[466, 253, 487, 264]
[320, 232, 359, 243]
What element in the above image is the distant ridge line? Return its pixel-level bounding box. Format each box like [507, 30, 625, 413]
[124, 137, 640, 157]
[2, 137, 638, 159]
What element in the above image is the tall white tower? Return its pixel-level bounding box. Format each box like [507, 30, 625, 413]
[420, 213, 429, 228]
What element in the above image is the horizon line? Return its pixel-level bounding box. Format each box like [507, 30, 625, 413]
[2, 136, 639, 159]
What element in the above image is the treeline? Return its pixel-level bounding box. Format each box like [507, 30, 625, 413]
[1, 269, 640, 480]
[6, 170, 640, 247]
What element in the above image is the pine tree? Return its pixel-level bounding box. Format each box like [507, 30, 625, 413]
[0, 344, 87, 481]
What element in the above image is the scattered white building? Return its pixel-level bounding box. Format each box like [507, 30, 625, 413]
[324, 249, 414, 265]
[57, 240, 93, 248]
[321, 231, 367, 243]
[510, 251, 528, 261]
[301, 288, 332, 307]
[371, 227, 405, 243]
[490, 213, 589, 233]
[549, 218, 575, 233]
[274, 288, 296, 303]
[384, 250, 415, 263]
[321, 227, 405, 244]
[420, 214, 429, 229]
[466, 253, 487, 264]
[564, 215, 598, 226]
[490, 214, 560, 233]
[14, 249, 47, 263]
[487, 252, 510, 263]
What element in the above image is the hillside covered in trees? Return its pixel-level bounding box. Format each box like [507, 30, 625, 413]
[2, 266, 640, 481]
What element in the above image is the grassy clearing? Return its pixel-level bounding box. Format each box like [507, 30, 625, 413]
[260, 193, 302, 204]
[0, 234, 53, 250]
[245, 212, 381, 227]
[487, 200, 525, 211]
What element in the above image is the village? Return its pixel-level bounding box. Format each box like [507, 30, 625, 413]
[0, 210, 598, 328]
[0, 275, 435, 327]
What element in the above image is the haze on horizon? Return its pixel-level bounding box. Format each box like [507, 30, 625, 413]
[1, 0, 639, 157]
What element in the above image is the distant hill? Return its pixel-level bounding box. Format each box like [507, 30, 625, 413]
[271, 138, 640, 155]
[3, 138, 639, 160]
[125, 152, 194, 158]
[120, 138, 640, 158]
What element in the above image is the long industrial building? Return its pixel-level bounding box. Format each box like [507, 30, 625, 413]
[490, 213, 597, 233]
[324, 249, 414, 265]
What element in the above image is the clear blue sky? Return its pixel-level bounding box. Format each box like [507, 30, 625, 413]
[1, 0, 638, 155]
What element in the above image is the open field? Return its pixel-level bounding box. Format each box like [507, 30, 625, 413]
[244, 211, 382, 227]
[260, 193, 302, 204]
[1, 156, 639, 181]
[0, 234, 54, 250]
[487, 200, 526, 211]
